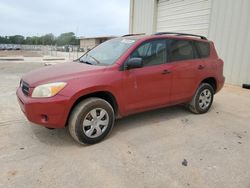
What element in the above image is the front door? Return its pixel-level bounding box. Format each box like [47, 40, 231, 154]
[122, 39, 172, 114]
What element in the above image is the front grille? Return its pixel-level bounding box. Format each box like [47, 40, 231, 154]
[21, 80, 29, 96]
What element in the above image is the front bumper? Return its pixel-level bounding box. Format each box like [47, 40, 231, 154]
[16, 87, 70, 128]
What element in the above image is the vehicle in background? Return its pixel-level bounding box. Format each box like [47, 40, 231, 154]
[0, 44, 22, 51]
[13, 45, 21, 50]
[0, 44, 4, 50]
[6, 44, 13, 50]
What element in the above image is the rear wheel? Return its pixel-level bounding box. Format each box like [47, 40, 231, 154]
[188, 83, 214, 114]
[68, 98, 115, 145]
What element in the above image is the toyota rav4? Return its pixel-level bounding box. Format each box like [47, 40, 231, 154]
[17, 32, 225, 144]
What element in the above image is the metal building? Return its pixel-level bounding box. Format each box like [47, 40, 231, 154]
[129, 0, 250, 85]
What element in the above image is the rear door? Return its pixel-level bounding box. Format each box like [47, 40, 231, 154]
[167, 39, 203, 103]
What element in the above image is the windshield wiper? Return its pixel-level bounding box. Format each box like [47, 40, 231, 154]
[79, 59, 93, 65]
[88, 55, 101, 64]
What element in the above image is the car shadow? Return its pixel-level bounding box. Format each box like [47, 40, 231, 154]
[30, 125, 77, 147]
[110, 105, 189, 137]
[31, 103, 218, 147]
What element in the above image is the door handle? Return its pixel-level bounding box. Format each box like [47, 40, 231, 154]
[198, 65, 205, 70]
[162, 69, 172, 75]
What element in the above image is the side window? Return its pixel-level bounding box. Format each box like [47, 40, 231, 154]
[168, 40, 196, 62]
[195, 41, 210, 58]
[130, 40, 167, 67]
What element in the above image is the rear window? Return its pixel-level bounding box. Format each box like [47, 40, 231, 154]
[195, 41, 210, 58]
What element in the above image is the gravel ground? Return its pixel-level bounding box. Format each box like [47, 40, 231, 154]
[0, 62, 250, 188]
[0, 50, 42, 57]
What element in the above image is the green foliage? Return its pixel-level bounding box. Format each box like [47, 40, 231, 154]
[8, 35, 25, 44]
[40, 33, 56, 45]
[25, 36, 41, 45]
[0, 32, 79, 46]
[56, 32, 78, 46]
[0, 36, 10, 44]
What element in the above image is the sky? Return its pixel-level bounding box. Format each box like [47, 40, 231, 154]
[0, 0, 130, 37]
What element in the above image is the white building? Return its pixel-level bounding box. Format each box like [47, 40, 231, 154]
[129, 0, 250, 85]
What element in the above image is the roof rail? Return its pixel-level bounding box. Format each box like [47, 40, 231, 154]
[154, 32, 207, 40]
[122, 33, 145, 37]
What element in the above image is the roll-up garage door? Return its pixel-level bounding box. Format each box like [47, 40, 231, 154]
[156, 0, 212, 37]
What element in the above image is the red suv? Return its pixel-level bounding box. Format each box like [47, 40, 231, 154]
[17, 32, 225, 144]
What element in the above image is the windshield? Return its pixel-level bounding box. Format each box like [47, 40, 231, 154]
[79, 38, 136, 65]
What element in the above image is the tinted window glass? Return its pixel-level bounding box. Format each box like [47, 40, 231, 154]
[130, 40, 167, 67]
[195, 41, 210, 58]
[168, 40, 196, 62]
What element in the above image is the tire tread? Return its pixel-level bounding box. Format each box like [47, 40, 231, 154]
[68, 97, 114, 145]
[188, 83, 214, 114]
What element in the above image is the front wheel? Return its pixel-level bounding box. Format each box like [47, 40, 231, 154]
[68, 98, 115, 145]
[188, 83, 214, 114]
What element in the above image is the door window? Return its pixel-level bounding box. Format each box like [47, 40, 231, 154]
[130, 40, 167, 67]
[168, 40, 197, 62]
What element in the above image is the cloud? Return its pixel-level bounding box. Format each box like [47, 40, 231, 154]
[0, 0, 129, 37]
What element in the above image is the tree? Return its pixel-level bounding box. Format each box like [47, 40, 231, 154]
[0, 36, 9, 44]
[40, 33, 55, 45]
[25, 37, 33, 45]
[56, 32, 78, 46]
[8, 35, 25, 44]
[0, 32, 79, 45]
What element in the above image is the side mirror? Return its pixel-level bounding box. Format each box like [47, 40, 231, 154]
[125, 58, 143, 70]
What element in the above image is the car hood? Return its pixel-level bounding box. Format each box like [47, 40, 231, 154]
[22, 62, 106, 87]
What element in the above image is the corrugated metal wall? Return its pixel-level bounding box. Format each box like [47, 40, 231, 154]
[208, 0, 250, 85]
[129, 0, 250, 85]
[157, 0, 212, 37]
[129, 0, 157, 34]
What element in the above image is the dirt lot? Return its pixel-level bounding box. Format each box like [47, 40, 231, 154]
[0, 50, 42, 57]
[0, 50, 83, 59]
[0, 61, 250, 188]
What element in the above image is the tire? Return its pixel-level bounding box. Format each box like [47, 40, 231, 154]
[68, 98, 115, 145]
[188, 83, 214, 114]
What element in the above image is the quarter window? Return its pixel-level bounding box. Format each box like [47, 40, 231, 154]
[130, 40, 167, 67]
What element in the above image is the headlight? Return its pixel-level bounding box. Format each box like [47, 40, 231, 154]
[32, 82, 67, 98]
